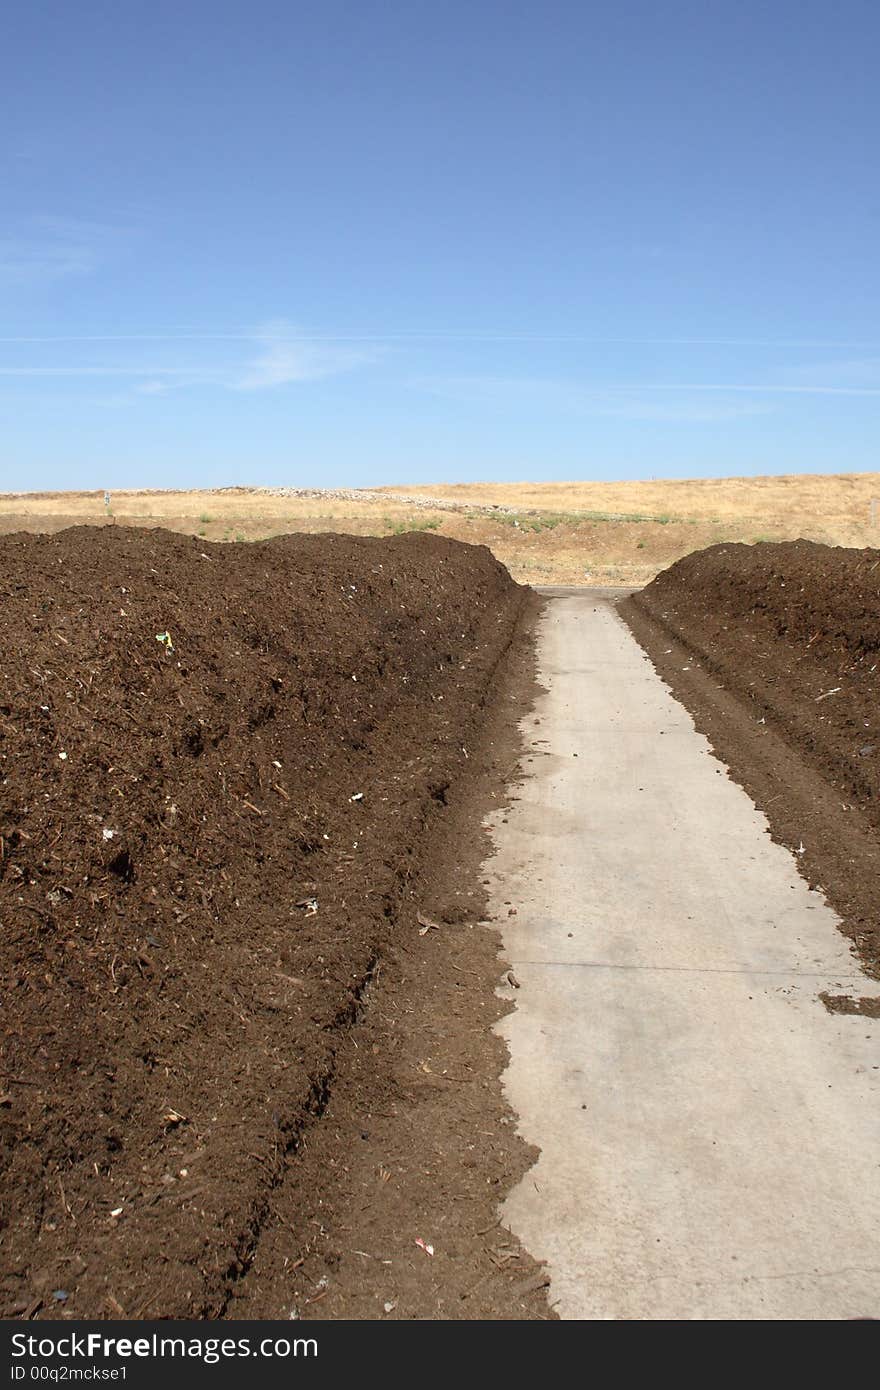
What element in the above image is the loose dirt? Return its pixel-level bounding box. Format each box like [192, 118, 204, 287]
[227, 598, 551, 1320]
[0, 526, 546, 1319]
[622, 540, 880, 982]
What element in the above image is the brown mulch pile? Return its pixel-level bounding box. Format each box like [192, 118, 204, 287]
[0, 526, 531, 1319]
[622, 539, 880, 979]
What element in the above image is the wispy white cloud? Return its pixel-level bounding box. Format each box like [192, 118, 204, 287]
[233, 320, 381, 390]
[1, 360, 876, 406]
[585, 394, 772, 422]
[0, 216, 131, 287]
[133, 380, 171, 395]
[0, 366, 193, 376]
[416, 373, 880, 417]
[0, 238, 94, 285]
[618, 381, 880, 396]
[0, 320, 381, 395]
[1, 330, 879, 348]
[777, 357, 880, 389]
[415, 374, 765, 421]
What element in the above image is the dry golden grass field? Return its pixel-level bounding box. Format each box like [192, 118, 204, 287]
[2, 472, 879, 586]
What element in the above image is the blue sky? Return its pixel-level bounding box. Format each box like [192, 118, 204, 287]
[1, 0, 879, 489]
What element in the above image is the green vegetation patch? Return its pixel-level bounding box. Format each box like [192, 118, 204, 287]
[491, 508, 680, 531]
[382, 516, 442, 534]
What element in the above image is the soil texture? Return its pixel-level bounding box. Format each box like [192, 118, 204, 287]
[0, 526, 542, 1319]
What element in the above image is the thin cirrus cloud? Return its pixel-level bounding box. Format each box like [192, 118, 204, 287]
[0, 322, 383, 393]
[0, 237, 95, 286]
[412, 374, 761, 423]
[1, 323, 879, 405]
[626, 381, 880, 396]
[4, 330, 880, 348]
[414, 373, 880, 422]
[776, 357, 880, 388]
[0, 216, 132, 287]
[232, 321, 382, 390]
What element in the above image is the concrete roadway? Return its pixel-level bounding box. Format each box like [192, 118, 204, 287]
[488, 591, 880, 1320]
